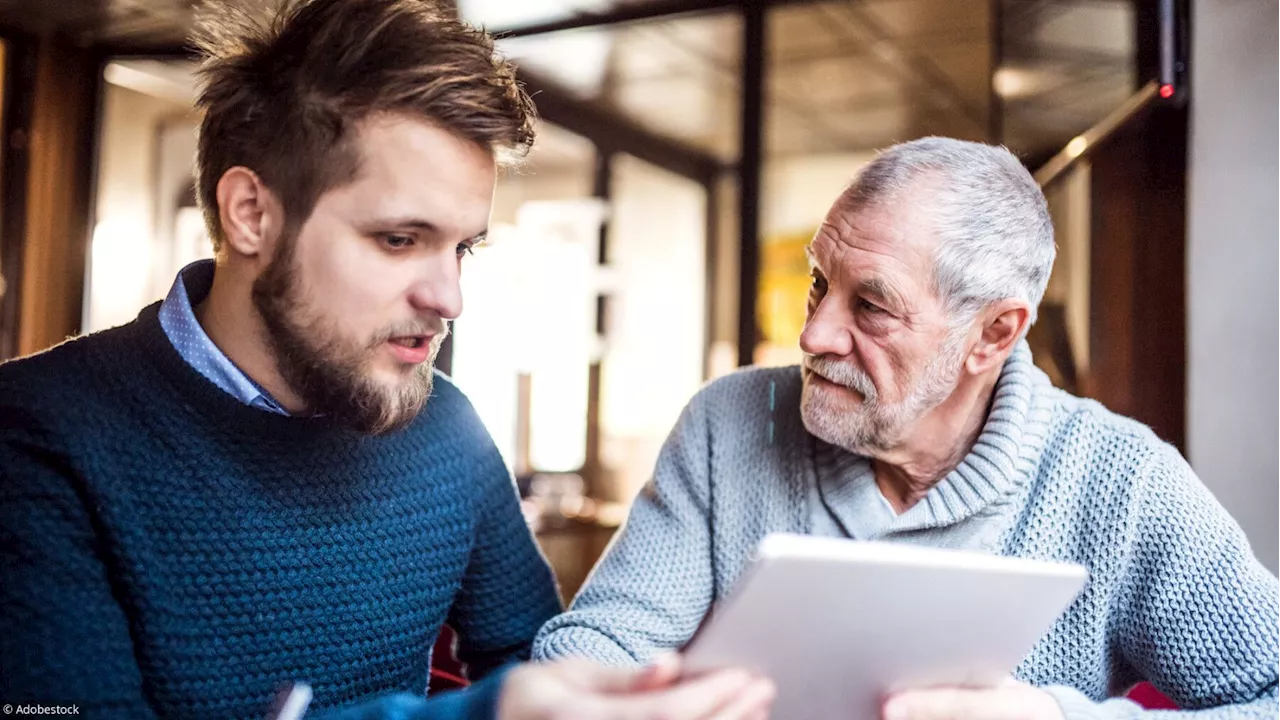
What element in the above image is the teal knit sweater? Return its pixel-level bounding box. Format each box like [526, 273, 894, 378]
[533, 343, 1279, 719]
[0, 305, 562, 719]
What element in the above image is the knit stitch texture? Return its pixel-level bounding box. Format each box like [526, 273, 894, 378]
[0, 304, 562, 719]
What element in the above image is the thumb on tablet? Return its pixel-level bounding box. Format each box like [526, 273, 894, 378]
[632, 653, 682, 692]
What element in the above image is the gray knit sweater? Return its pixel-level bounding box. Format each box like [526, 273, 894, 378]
[533, 343, 1279, 719]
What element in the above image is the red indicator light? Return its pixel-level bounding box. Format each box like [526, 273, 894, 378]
[1159, 84, 1175, 99]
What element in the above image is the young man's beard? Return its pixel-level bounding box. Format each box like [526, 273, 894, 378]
[251, 236, 440, 435]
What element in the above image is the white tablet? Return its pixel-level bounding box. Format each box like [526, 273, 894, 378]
[682, 533, 1088, 720]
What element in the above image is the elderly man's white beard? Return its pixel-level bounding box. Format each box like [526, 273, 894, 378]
[801, 329, 969, 455]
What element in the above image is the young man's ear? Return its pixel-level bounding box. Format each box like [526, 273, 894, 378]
[215, 167, 283, 260]
[964, 300, 1031, 375]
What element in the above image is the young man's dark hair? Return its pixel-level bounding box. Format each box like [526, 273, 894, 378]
[193, 0, 535, 250]
[0, 0, 778, 717]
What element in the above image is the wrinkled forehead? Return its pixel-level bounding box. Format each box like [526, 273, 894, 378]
[837, 165, 948, 221]
[816, 187, 942, 272]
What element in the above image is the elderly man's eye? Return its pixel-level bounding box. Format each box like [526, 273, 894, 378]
[810, 274, 828, 294]
[858, 297, 886, 314]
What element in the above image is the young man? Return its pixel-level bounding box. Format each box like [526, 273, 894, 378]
[0, 1, 774, 718]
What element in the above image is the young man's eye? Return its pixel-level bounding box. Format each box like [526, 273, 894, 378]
[382, 234, 414, 250]
[457, 242, 475, 258]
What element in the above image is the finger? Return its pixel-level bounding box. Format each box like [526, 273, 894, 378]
[883, 687, 1014, 720]
[572, 659, 665, 694]
[707, 678, 777, 720]
[662, 670, 757, 718]
[632, 653, 682, 692]
[730, 706, 771, 720]
[606, 669, 756, 720]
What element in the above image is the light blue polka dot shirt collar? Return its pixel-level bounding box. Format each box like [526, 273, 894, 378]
[157, 260, 290, 415]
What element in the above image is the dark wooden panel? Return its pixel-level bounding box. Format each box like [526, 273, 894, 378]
[1088, 129, 1138, 418]
[0, 0, 193, 49]
[0, 34, 36, 361]
[1088, 104, 1187, 451]
[1085, 0, 1189, 451]
[1129, 104, 1186, 450]
[16, 40, 99, 356]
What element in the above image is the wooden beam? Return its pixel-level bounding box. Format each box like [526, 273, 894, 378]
[519, 69, 723, 185]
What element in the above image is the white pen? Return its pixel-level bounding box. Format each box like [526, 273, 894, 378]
[268, 683, 313, 720]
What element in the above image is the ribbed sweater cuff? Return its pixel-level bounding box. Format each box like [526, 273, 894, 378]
[317, 665, 513, 720]
[418, 666, 511, 720]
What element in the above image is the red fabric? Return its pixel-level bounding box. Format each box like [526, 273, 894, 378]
[429, 626, 471, 693]
[1127, 682, 1178, 709]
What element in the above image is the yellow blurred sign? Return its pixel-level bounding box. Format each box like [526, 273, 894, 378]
[758, 230, 815, 348]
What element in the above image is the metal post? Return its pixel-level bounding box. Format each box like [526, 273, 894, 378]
[582, 148, 612, 497]
[736, 1, 765, 368]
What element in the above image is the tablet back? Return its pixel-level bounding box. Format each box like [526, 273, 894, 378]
[682, 534, 1088, 720]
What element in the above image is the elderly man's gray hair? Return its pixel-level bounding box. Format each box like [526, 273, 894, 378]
[842, 137, 1056, 327]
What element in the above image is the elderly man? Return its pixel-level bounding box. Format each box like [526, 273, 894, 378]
[533, 137, 1279, 719]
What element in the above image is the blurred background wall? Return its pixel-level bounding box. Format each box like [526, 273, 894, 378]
[1186, 0, 1278, 571]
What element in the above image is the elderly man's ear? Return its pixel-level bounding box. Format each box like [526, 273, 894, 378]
[965, 301, 1031, 375]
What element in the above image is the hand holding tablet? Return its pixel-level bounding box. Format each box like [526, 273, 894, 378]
[681, 534, 1088, 720]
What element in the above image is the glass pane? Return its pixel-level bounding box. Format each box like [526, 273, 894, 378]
[458, 0, 643, 31]
[86, 58, 203, 334]
[1031, 162, 1091, 396]
[598, 153, 707, 502]
[766, 0, 994, 158]
[489, 13, 742, 162]
[755, 154, 874, 367]
[607, 14, 741, 162]
[997, 0, 1137, 157]
[451, 122, 597, 475]
[998, 0, 1134, 390]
